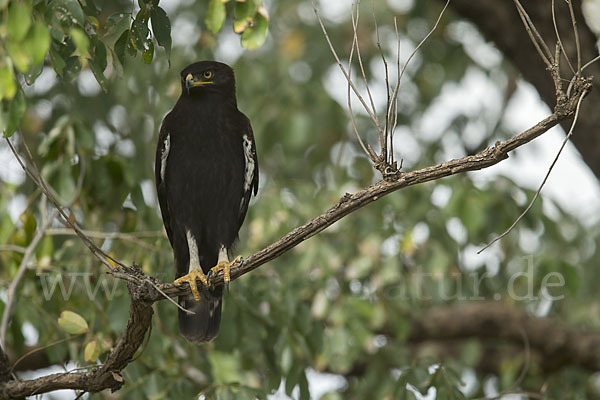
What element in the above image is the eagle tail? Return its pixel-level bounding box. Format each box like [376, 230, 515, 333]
[178, 288, 222, 343]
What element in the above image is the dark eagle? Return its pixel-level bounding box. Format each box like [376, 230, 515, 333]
[155, 61, 259, 342]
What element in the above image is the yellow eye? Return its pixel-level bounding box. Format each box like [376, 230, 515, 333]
[203, 70, 213, 79]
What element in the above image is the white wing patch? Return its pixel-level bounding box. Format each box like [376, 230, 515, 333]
[160, 133, 170, 182]
[242, 134, 254, 192]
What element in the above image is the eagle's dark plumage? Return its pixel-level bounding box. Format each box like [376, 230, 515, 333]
[155, 61, 258, 343]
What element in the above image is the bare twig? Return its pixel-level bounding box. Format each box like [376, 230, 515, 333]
[550, 0, 576, 74]
[372, 3, 391, 145]
[515, 0, 554, 70]
[566, 0, 581, 73]
[478, 78, 588, 253]
[46, 228, 163, 251]
[10, 334, 85, 374]
[5, 137, 126, 271]
[394, 0, 451, 112]
[350, 1, 381, 141]
[312, 2, 382, 132]
[388, 17, 400, 166]
[383, 0, 450, 171]
[142, 277, 194, 314]
[347, 2, 377, 161]
[581, 54, 600, 72]
[316, 0, 450, 176]
[0, 245, 27, 253]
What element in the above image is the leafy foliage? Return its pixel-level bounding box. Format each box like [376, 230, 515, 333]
[1, 0, 599, 399]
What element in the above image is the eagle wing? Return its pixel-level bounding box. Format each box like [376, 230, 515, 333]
[238, 117, 259, 229]
[155, 116, 174, 246]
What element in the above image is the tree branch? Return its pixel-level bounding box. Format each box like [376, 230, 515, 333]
[407, 302, 600, 372]
[0, 271, 153, 399]
[326, 302, 600, 383]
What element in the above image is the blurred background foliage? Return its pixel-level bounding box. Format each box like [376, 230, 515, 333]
[1, 0, 600, 398]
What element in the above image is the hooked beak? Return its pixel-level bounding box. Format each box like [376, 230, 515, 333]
[185, 73, 213, 94]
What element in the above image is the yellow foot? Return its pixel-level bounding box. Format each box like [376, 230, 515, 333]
[208, 256, 243, 288]
[174, 269, 209, 302]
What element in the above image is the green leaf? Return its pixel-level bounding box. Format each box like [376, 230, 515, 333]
[131, 19, 149, 50]
[298, 369, 310, 400]
[63, 56, 82, 81]
[89, 38, 108, 90]
[25, 22, 51, 65]
[84, 340, 101, 362]
[150, 6, 171, 59]
[50, 27, 65, 42]
[7, 2, 32, 42]
[4, 88, 26, 138]
[88, 59, 108, 91]
[114, 30, 129, 65]
[0, 61, 17, 100]
[56, 0, 85, 26]
[205, 0, 226, 34]
[208, 351, 242, 384]
[74, 122, 94, 149]
[241, 7, 269, 49]
[234, 0, 257, 33]
[70, 28, 90, 58]
[103, 12, 132, 47]
[285, 362, 301, 395]
[20, 210, 37, 240]
[58, 310, 89, 334]
[36, 235, 54, 269]
[6, 41, 30, 73]
[57, 163, 77, 201]
[90, 37, 108, 71]
[142, 40, 154, 64]
[25, 62, 44, 85]
[49, 47, 67, 76]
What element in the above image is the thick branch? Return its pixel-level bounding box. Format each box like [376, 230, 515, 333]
[408, 302, 600, 372]
[328, 302, 600, 380]
[0, 273, 153, 399]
